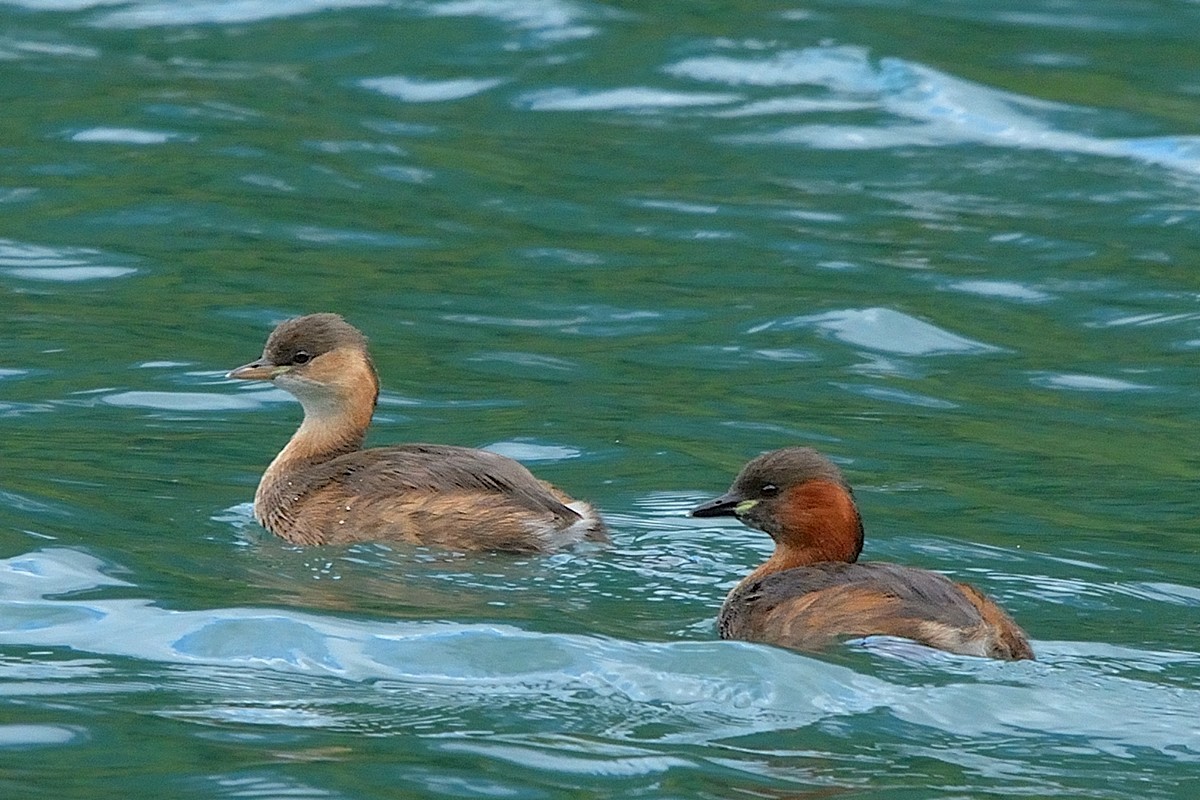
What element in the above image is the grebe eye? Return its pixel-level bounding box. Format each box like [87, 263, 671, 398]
[760, 483, 779, 497]
[292, 350, 312, 365]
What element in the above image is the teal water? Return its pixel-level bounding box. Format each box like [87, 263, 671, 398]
[3, 1, 1200, 797]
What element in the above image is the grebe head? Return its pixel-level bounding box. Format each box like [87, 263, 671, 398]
[227, 313, 379, 418]
[691, 447, 864, 563]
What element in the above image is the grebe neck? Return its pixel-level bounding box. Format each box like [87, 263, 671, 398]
[258, 356, 378, 488]
[739, 479, 864, 586]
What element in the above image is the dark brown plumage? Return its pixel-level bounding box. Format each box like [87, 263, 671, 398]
[692, 447, 1033, 661]
[228, 313, 606, 552]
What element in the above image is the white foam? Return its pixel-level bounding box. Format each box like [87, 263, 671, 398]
[373, 165, 436, 184]
[0, 724, 82, 748]
[424, 0, 601, 41]
[100, 391, 264, 412]
[0, 38, 99, 58]
[752, 307, 1002, 356]
[0, 0, 122, 9]
[833, 382, 959, 409]
[675, 45, 1200, 175]
[713, 97, 875, 117]
[359, 76, 505, 102]
[519, 87, 740, 112]
[666, 47, 881, 91]
[70, 127, 183, 144]
[1030, 373, 1155, 392]
[2, 548, 1199, 760]
[90, 0, 383, 27]
[7, 266, 136, 281]
[0, 238, 138, 281]
[948, 280, 1052, 302]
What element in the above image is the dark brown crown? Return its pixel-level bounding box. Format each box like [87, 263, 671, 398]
[263, 313, 368, 366]
[730, 447, 849, 496]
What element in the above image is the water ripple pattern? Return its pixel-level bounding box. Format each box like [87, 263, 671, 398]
[3, 1, 1200, 799]
[670, 45, 1200, 175]
[2, 549, 1197, 760]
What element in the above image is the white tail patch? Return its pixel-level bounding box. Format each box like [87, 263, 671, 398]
[565, 500, 607, 541]
[524, 500, 607, 550]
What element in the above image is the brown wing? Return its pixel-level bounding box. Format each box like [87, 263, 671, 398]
[263, 444, 602, 551]
[328, 444, 582, 520]
[720, 562, 1032, 660]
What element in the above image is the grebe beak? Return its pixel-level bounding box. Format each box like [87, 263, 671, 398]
[690, 490, 746, 518]
[227, 359, 288, 381]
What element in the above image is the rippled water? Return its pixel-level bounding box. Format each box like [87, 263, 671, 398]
[3, 1, 1199, 798]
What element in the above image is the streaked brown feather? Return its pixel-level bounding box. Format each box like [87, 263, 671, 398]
[720, 562, 1000, 654]
[231, 314, 606, 552]
[256, 443, 591, 550]
[694, 447, 1033, 661]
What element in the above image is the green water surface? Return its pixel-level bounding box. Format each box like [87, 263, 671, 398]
[2, 1, 1199, 798]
